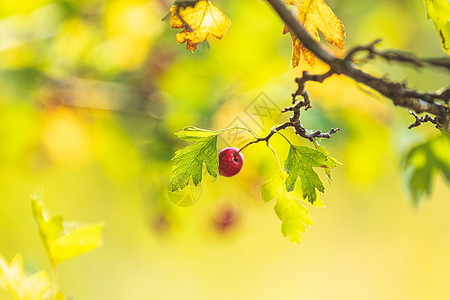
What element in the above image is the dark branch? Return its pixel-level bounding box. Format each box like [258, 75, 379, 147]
[345, 39, 450, 71]
[281, 69, 340, 141]
[291, 70, 335, 109]
[236, 88, 341, 152]
[265, 0, 337, 67]
[265, 0, 450, 132]
[422, 57, 450, 70]
[303, 128, 340, 140]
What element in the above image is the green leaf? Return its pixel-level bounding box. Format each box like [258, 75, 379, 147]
[0, 253, 50, 300]
[169, 126, 223, 191]
[425, 0, 450, 54]
[284, 145, 338, 204]
[404, 135, 450, 205]
[31, 193, 104, 265]
[262, 172, 313, 243]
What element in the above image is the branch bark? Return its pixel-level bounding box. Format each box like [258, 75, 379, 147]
[265, 0, 449, 131]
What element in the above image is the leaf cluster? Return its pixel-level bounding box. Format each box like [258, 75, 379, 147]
[169, 126, 340, 242]
[0, 193, 104, 300]
[261, 142, 339, 242]
[168, 0, 346, 67]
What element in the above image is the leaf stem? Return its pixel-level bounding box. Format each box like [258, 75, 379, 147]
[235, 124, 291, 155]
[275, 131, 293, 146]
[220, 126, 259, 139]
[51, 263, 58, 298]
[266, 142, 283, 172]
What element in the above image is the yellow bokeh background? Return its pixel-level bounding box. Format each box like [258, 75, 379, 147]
[0, 0, 449, 299]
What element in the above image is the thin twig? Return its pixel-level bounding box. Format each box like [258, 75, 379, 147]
[266, 143, 283, 172]
[345, 39, 450, 71]
[235, 124, 290, 155]
[221, 126, 259, 139]
[408, 110, 439, 129]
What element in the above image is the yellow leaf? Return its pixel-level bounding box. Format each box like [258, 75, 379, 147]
[425, 0, 450, 54]
[52, 222, 104, 264]
[31, 192, 104, 265]
[169, 0, 231, 52]
[282, 0, 346, 67]
[262, 172, 313, 243]
[0, 254, 50, 300]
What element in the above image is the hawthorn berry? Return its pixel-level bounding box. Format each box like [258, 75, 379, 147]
[212, 201, 238, 231]
[218, 147, 244, 177]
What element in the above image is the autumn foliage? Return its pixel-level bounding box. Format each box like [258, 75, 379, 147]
[169, 0, 231, 52]
[169, 0, 346, 66]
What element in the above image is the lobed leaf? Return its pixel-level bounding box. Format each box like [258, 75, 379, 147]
[31, 193, 104, 265]
[282, 0, 346, 67]
[169, 0, 231, 52]
[404, 134, 450, 205]
[284, 145, 338, 204]
[170, 127, 223, 191]
[262, 172, 313, 243]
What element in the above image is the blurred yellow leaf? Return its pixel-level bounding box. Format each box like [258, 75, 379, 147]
[31, 193, 103, 265]
[169, 0, 231, 52]
[262, 172, 313, 243]
[52, 222, 104, 264]
[282, 0, 345, 67]
[425, 0, 450, 54]
[0, 254, 49, 300]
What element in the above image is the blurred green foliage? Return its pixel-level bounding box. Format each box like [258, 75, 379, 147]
[0, 0, 449, 299]
[404, 134, 450, 205]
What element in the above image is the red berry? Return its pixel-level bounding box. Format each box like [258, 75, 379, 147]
[212, 202, 238, 231]
[218, 147, 244, 177]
